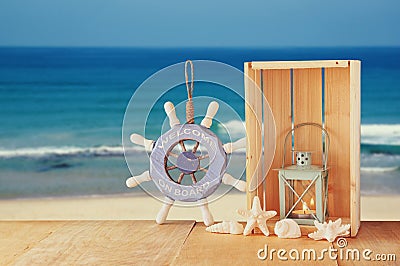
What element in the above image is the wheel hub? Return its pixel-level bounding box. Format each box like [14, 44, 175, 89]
[176, 151, 200, 174]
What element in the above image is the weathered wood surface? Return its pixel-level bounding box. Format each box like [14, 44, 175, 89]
[0, 220, 195, 266]
[174, 221, 399, 265]
[0, 221, 397, 265]
[173, 222, 336, 265]
[333, 222, 399, 266]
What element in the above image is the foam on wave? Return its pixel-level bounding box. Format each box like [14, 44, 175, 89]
[361, 124, 400, 145]
[361, 166, 399, 173]
[0, 145, 144, 159]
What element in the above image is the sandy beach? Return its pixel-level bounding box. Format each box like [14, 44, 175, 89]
[0, 193, 398, 221]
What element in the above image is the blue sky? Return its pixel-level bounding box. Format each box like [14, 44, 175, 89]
[0, 0, 399, 47]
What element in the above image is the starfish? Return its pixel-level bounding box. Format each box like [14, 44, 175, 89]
[237, 196, 277, 236]
[308, 218, 350, 242]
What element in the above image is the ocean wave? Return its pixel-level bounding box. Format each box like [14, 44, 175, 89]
[0, 145, 144, 159]
[361, 124, 400, 145]
[361, 143, 400, 155]
[1, 123, 398, 159]
[220, 120, 400, 151]
[360, 153, 400, 173]
[0, 140, 249, 159]
[361, 166, 399, 173]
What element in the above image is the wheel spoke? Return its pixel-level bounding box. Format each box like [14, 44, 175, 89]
[177, 173, 185, 184]
[198, 154, 209, 160]
[166, 165, 177, 171]
[190, 173, 197, 184]
[199, 167, 208, 173]
[192, 142, 200, 153]
[179, 140, 186, 151]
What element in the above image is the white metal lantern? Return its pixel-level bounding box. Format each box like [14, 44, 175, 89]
[277, 123, 330, 225]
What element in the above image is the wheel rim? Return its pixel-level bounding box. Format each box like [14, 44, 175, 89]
[150, 123, 226, 202]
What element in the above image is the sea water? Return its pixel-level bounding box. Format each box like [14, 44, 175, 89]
[0, 47, 399, 198]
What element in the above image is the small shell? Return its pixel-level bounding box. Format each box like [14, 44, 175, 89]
[205, 221, 244, 235]
[274, 219, 301, 238]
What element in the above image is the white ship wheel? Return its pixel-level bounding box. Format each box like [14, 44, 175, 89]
[125, 60, 246, 226]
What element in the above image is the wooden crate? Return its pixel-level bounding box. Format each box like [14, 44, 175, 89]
[244, 60, 361, 236]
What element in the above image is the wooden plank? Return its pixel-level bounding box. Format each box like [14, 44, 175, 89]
[252, 60, 348, 70]
[334, 222, 399, 265]
[262, 69, 292, 214]
[244, 62, 257, 210]
[1, 221, 397, 265]
[3, 221, 195, 265]
[349, 60, 361, 237]
[0, 221, 67, 266]
[293, 68, 323, 162]
[173, 222, 337, 265]
[293, 68, 323, 207]
[253, 69, 263, 209]
[325, 67, 351, 220]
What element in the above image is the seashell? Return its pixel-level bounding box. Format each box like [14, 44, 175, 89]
[308, 218, 350, 242]
[274, 219, 301, 238]
[205, 221, 244, 235]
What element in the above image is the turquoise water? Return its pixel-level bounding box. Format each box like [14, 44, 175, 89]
[0, 47, 399, 198]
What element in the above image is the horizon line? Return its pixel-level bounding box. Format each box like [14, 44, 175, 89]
[0, 45, 399, 49]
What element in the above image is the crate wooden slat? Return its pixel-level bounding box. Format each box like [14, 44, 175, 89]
[325, 66, 351, 220]
[254, 69, 264, 208]
[252, 60, 349, 69]
[350, 61, 361, 236]
[244, 63, 258, 210]
[244, 60, 361, 236]
[293, 68, 324, 205]
[262, 69, 292, 213]
[293, 68, 323, 165]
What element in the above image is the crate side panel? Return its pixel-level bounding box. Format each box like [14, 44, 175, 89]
[325, 67, 351, 218]
[262, 69, 292, 213]
[244, 63, 258, 210]
[350, 61, 361, 236]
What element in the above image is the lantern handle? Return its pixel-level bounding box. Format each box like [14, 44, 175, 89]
[282, 122, 330, 169]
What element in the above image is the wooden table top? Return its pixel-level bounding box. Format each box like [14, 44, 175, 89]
[0, 221, 398, 265]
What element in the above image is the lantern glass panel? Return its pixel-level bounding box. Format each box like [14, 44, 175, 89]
[278, 167, 328, 225]
[285, 180, 316, 217]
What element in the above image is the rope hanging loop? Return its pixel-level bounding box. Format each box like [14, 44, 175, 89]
[185, 60, 195, 124]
